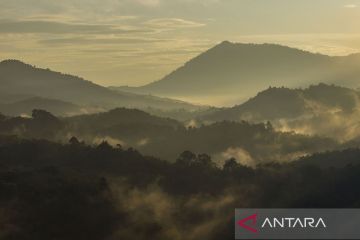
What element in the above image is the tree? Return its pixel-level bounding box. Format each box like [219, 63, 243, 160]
[265, 121, 274, 131]
[223, 158, 239, 172]
[176, 150, 197, 166]
[69, 136, 80, 145]
[0, 113, 6, 122]
[97, 141, 112, 151]
[196, 153, 214, 168]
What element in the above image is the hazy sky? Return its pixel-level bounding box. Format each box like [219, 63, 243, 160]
[0, 0, 359, 86]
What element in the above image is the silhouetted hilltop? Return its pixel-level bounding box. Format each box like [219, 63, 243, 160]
[0, 60, 200, 111]
[67, 107, 182, 130]
[202, 83, 360, 122]
[117, 42, 360, 105]
[295, 148, 360, 168]
[0, 109, 63, 139]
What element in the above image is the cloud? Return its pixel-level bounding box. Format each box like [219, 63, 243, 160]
[20, 14, 138, 25]
[39, 37, 167, 45]
[185, 119, 199, 128]
[111, 183, 236, 240]
[344, 4, 357, 8]
[137, 138, 150, 146]
[275, 110, 360, 143]
[219, 147, 255, 167]
[21, 14, 79, 23]
[134, 0, 160, 7]
[0, 20, 150, 34]
[144, 18, 206, 30]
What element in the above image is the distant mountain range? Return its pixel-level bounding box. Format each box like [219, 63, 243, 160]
[115, 41, 360, 105]
[0, 60, 201, 115]
[0, 97, 82, 116]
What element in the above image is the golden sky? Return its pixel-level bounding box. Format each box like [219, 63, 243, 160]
[0, 0, 359, 86]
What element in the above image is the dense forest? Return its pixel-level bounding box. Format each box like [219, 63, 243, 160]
[0, 108, 360, 240]
[0, 109, 339, 165]
[1, 136, 360, 239]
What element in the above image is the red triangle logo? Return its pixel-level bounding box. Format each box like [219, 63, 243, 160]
[237, 213, 258, 233]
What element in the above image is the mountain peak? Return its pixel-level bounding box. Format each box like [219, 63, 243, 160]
[1, 59, 26, 65]
[211, 41, 320, 55]
[0, 59, 34, 69]
[217, 40, 234, 47]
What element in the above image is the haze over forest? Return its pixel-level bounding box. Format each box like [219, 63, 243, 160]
[1, 0, 360, 239]
[2, 42, 360, 239]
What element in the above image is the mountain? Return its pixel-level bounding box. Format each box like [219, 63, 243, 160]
[0, 60, 201, 111]
[0, 97, 83, 116]
[116, 41, 360, 106]
[202, 83, 360, 122]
